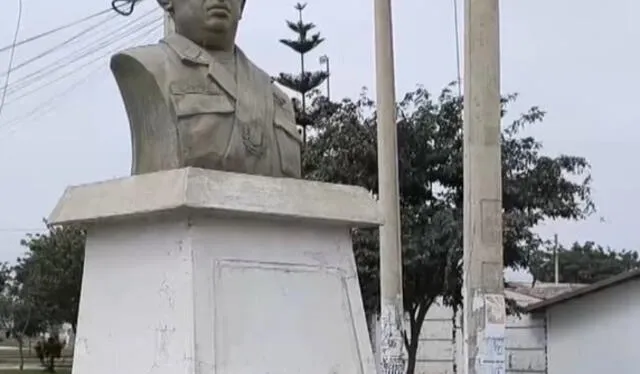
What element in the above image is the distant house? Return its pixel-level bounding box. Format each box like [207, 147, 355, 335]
[370, 281, 584, 374]
[42, 322, 74, 348]
[525, 269, 640, 374]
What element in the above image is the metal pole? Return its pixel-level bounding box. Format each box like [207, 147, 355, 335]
[461, 0, 504, 372]
[554, 234, 559, 285]
[373, 0, 404, 372]
[319, 55, 331, 100]
[326, 58, 331, 100]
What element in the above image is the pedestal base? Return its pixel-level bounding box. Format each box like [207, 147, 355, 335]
[52, 169, 379, 374]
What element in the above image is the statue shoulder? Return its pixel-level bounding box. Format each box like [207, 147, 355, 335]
[271, 84, 295, 113]
[235, 48, 293, 113]
[110, 44, 181, 174]
[110, 44, 173, 82]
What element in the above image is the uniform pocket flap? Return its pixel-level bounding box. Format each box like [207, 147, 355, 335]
[172, 93, 234, 117]
[274, 115, 302, 143]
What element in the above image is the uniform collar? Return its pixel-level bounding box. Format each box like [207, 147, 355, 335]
[161, 33, 235, 65]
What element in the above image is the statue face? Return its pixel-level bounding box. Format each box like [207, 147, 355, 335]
[168, 0, 243, 50]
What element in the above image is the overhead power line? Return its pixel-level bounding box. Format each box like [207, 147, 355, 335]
[0, 22, 161, 134]
[0, 228, 45, 233]
[0, 8, 113, 54]
[452, 0, 462, 96]
[3, 9, 159, 101]
[4, 15, 162, 106]
[111, 0, 146, 16]
[0, 0, 23, 118]
[0, 63, 108, 132]
[0, 12, 120, 79]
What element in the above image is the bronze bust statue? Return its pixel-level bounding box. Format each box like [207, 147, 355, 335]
[110, 0, 302, 178]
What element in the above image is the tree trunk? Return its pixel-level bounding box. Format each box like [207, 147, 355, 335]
[48, 354, 55, 372]
[405, 335, 419, 374]
[404, 301, 432, 374]
[17, 335, 24, 371]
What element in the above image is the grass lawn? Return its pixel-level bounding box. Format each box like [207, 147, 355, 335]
[0, 339, 73, 373]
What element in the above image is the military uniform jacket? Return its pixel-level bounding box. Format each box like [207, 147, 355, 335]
[110, 33, 302, 178]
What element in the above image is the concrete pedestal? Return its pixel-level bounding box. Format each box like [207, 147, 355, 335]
[49, 168, 380, 374]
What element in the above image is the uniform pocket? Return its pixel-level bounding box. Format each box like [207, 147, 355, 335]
[274, 114, 302, 178]
[170, 92, 235, 166]
[172, 93, 234, 117]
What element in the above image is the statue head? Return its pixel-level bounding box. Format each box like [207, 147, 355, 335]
[157, 0, 246, 51]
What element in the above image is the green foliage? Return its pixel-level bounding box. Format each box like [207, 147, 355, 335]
[530, 241, 640, 284]
[0, 223, 85, 370]
[0, 261, 45, 370]
[276, 2, 328, 142]
[43, 336, 65, 372]
[0, 260, 44, 337]
[15, 223, 86, 332]
[0, 285, 44, 340]
[303, 84, 593, 373]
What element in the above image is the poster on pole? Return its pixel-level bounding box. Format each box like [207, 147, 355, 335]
[484, 293, 506, 338]
[482, 294, 506, 374]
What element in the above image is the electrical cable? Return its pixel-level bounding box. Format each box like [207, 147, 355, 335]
[452, 0, 462, 96]
[0, 20, 161, 128]
[0, 0, 23, 118]
[4, 9, 158, 100]
[0, 12, 120, 79]
[0, 228, 45, 233]
[0, 64, 107, 132]
[3, 16, 131, 96]
[0, 23, 162, 135]
[5, 10, 153, 94]
[0, 8, 113, 54]
[112, 0, 145, 16]
[4, 16, 162, 106]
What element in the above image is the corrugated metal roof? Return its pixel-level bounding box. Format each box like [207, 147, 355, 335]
[525, 268, 640, 312]
[507, 281, 586, 301]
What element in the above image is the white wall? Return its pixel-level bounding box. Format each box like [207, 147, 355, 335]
[372, 296, 547, 374]
[546, 278, 640, 374]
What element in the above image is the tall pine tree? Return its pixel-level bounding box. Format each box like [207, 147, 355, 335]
[276, 3, 328, 144]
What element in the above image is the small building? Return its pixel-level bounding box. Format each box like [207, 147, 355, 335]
[525, 269, 640, 374]
[370, 281, 584, 374]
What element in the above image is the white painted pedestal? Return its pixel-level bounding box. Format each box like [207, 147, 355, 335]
[49, 168, 380, 374]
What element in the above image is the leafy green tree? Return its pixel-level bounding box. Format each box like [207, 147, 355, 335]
[16, 223, 86, 334]
[0, 262, 46, 370]
[530, 241, 639, 284]
[276, 2, 328, 144]
[302, 85, 593, 373]
[43, 335, 65, 372]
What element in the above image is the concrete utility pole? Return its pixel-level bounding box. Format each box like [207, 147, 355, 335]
[554, 234, 559, 285]
[461, 0, 505, 372]
[373, 0, 405, 372]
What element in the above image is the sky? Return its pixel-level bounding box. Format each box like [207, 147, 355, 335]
[0, 0, 638, 280]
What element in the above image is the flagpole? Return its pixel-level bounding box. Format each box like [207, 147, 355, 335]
[373, 0, 405, 372]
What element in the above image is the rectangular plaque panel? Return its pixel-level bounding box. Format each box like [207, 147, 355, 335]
[213, 260, 364, 374]
[480, 199, 501, 246]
